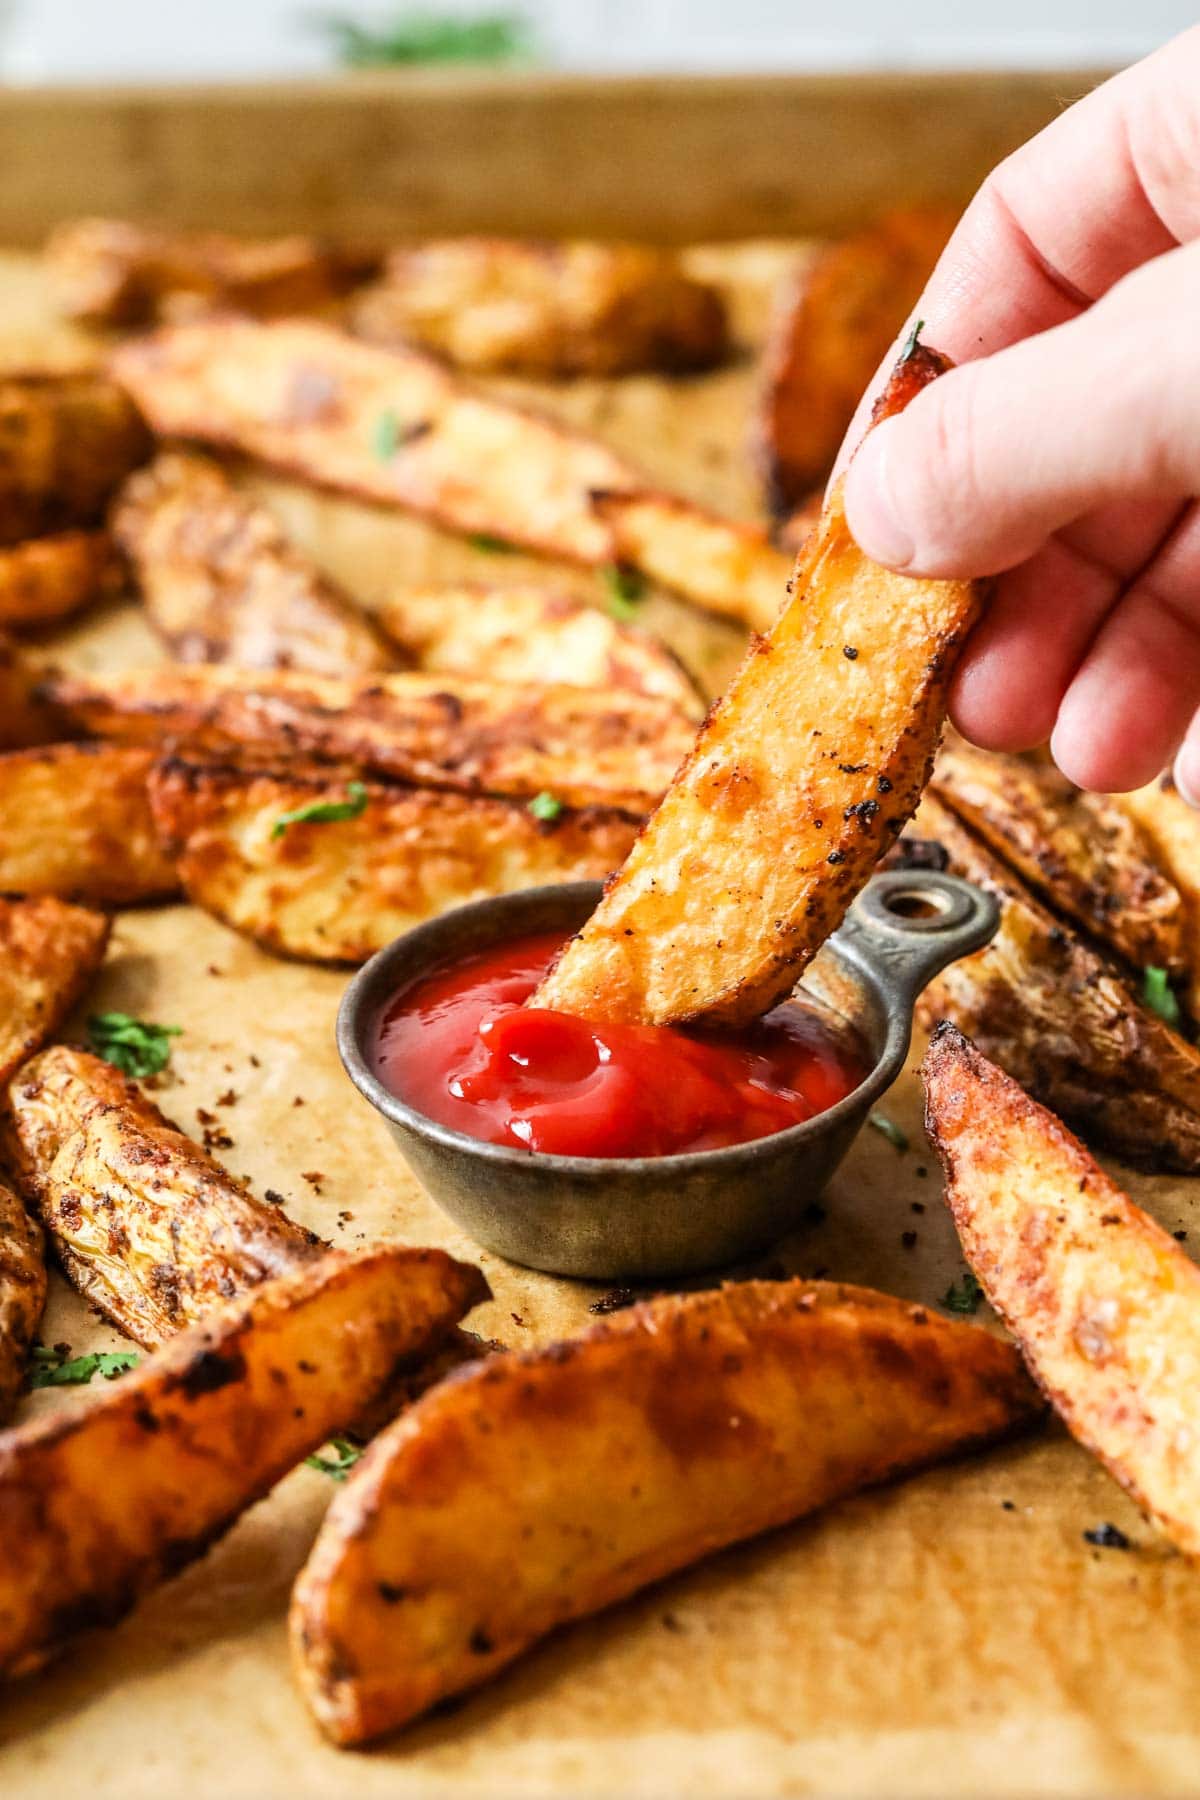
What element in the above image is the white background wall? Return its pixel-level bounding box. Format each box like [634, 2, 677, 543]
[0, 0, 1195, 83]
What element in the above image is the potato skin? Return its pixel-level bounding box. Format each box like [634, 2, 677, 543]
[0, 897, 110, 1088]
[113, 450, 392, 677]
[924, 1022, 1200, 1560]
[352, 238, 728, 376]
[0, 742, 178, 905]
[536, 342, 979, 1025]
[591, 489, 790, 634]
[0, 531, 121, 632]
[5, 1046, 323, 1348]
[290, 1277, 1040, 1745]
[0, 1244, 488, 1681]
[149, 759, 642, 965]
[0, 374, 150, 547]
[0, 1180, 45, 1425]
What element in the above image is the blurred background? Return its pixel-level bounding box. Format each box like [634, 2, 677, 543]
[0, 0, 1193, 84]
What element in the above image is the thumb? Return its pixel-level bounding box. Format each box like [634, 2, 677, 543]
[843, 242, 1200, 579]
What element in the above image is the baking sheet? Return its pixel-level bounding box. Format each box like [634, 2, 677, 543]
[3, 246, 1200, 1799]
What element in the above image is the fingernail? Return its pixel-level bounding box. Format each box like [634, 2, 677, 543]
[843, 430, 915, 571]
[1173, 746, 1200, 808]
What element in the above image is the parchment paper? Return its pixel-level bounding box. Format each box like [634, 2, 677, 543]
[2, 247, 1200, 1800]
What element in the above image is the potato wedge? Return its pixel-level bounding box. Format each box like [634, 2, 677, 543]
[40, 664, 694, 816]
[912, 794, 1200, 1171]
[0, 1180, 46, 1425]
[0, 373, 150, 548]
[536, 341, 980, 1026]
[590, 490, 790, 634]
[925, 1020, 1200, 1559]
[290, 1276, 1040, 1745]
[754, 206, 954, 513]
[149, 759, 642, 965]
[377, 581, 703, 717]
[0, 898, 110, 1088]
[112, 450, 393, 677]
[0, 743, 178, 904]
[0, 1243, 487, 1681]
[0, 638, 57, 750]
[0, 531, 121, 631]
[5, 1045, 323, 1347]
[351, 238, 728, 376]
[933, 738, 1185, 975]
[45, 217, 377, 327]
[110, 319, 634, 565]
[1112, 778, 1200, 1021]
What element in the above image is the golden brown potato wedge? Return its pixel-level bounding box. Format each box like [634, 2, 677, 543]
[0, 373, 150, 548]
[912, 794, 1200, 1171]
[5, 1045, 323, 1347]
[0, 531, 121, 632]
[754, 205, 954, 514]
[290, 1277, 1040, 1745]
[45, 217, 377, 328]
[1112, 778, 1200, 1021]
[149, 759, 642, 965]
[110, 319, 633, 565]
[0, 1243, 487, 1681]
[112, 450, 393, 677]
[0, 742, 179, 905]
[925, 1021, 1200, 1559]
[377, 581, 703, 717]
[0, 898, 110, 1088]
[41, 664, 694, 817]
[590, 490, 790, 634]
[351, 238, 728, 376]
[536, 341, 980, 1025]
[0, 1180, 45, 1425]
[933, 738, 1186, 975]
[0, 638, 57, 751]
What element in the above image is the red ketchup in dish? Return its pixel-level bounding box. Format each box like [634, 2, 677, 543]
[371, 930, 866, 1160]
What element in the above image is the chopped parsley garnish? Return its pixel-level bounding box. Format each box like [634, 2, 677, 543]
[272, 780, 369, 840]
[87, 1013, 181, 1079]
[941, 1271, 984, 1316]
[868, 1111, 909, 1152]
[900, 317, 925, 360]
[468, 532, 510, 554]
[30, 1346, 140, 1389]
[371, 407, 402, 461]
[317, 11, 534, 70]
[602, 564, 646, 622]
[528, 790, 563, 823]
[1142, 965, 1181, 1027]
[306, 1436, 363, 1481]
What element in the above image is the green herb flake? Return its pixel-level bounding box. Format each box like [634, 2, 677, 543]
[941, 1272, 984, 1316]
[30, 1348, 140, 1390]
[272, 780, 369, 841]
[868, 1111, 909, 1152]
[528, 790, 563, 823]
[1142, 965, 1181, 1027]
[468, 532, 511, 555]
[87, 1013, 181, 1079]
[317, 10, 534, 70]
[371, 407, 401, 461]
[900, 317, 925, 360]
[306, 1436, 363, 1481]
[602, 564, 646, 622]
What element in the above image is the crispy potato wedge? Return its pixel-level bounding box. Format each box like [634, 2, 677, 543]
[0, 1243, 487, 1681]
[0, 742, 178, 904]
[913, 794, 1200, 1171]
[0, 531, 121, 631]
[290, 1276, 1040, 1745]
[110, 319, 634, 565]
[933, 738, 1185, 975]
[45, 217, 377, 327]
[0, 899, 110, 1088]
[536, 342, 980, 1026]
[1112, 779, 1200, 1021]
[149, 759, 642, 965]
[0, 373, 150, 548]
[5, 1045, 323, 1347]
[925, 1021, 1200, 1559]
[112, 450, 392, 677]
[754, 206, 954, 514]
[591, 489, 790, 634]
[41, 664, 693, 816]
[0, 638, 58, 751]
[351, 238, 728, 376]
[377, 581, 703, 717]
[0, 1180, 45, 1425]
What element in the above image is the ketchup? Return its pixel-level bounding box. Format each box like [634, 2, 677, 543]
[372, 930, 866, 1160]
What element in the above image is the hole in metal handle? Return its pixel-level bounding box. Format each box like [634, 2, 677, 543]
[853, 870, 983, 937]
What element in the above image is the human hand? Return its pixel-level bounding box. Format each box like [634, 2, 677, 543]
[838, 27, 1200, 798]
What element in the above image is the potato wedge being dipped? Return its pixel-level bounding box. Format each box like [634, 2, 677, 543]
[0, 898, 110, 1088]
